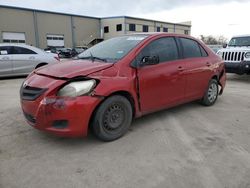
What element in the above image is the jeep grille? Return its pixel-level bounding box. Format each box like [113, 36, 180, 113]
[222, 51, 245, 62]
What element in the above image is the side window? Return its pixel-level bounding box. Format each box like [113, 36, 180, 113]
[143, 25, 149, 32]
[13, 47, 37, 55]
[138, 37, 179, 63]
[199, 45, 208, 57]
[129, 24, 136, 31]
[180, 38, 202, 58]
[163, 27, 168, 32]
[104, 26, 109, 33]
[116, 24, 122, 31]
[0, 46, 13, 55]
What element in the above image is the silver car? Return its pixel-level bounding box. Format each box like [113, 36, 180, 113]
[0, 43, 60, 77]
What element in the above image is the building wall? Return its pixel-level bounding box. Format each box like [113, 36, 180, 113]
[125, 18, 155, 33]
[101, 16, 191, 40]
[0, 6, 192, 49]
[125, 17, 191, 35]
[73, 16, 100, 46]
[155, 22, 175, 33]
[0, 7, 36, 45]
[0, 6, 101, 49]
[101, 18, 125, 40]
[175, 25, 191, 35]
[35, 12, 73, 49]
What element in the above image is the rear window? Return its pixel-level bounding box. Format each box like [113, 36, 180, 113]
[180, 38, 206, 58]
[13, 47, 37, 55]
[0, 46, 13, 55]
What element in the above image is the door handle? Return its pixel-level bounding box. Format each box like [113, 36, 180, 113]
[29, 56, 35, 60]
[178, 66, 185, 71]
[2, 57, 9, 60]
[206, 62, 211, 67]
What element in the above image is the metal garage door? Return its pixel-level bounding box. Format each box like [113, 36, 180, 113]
[2, 32, 26, 43]
[46, 34, 64, 47]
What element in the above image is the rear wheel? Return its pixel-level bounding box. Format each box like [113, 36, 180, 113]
[201, 79, 219, 106]
[92, 95, 132, 141]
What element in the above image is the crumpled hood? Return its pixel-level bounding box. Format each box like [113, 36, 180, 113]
[35, 60, 114, 79]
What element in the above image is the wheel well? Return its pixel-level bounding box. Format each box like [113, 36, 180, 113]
[211, 74, 224, 95]
[211, 75, 219, 81]
[35, 63, 47, 69]
[108, 91, 136, 117]
[88, 91, 136, 132]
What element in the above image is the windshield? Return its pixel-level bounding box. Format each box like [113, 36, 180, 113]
[228, 37, 250, 47]
[78, 35, 148, 62]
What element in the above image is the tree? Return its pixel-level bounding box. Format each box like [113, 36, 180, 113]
[199, 35, 228, 45]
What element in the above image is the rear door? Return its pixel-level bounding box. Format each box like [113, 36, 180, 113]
[0, 46, 13, 76]
[178, 37, 212, 100]
[136, 37, 187, 114]
[12, 46, 39, 74]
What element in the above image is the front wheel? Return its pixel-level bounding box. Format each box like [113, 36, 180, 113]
[201, 79, 219, 106]
[91, 95, 132, 141]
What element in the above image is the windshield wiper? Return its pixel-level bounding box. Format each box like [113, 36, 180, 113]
[78, 54, 107, 62]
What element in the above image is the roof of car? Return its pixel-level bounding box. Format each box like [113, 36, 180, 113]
[0, 43, 45, 53]
[0, 43, 32, 47]
[232, 34, 250, 38]
[131, 32, 190, 37]
[126, 32, 190, 38]
[127, 33, 198, 41]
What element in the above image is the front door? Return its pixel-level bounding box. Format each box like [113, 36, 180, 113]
[12, 46, 38, 74]
[0, 46, 13, 76]
[136, 37, 186, 114]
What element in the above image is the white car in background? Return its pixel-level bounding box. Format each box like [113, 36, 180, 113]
[0, 43, 60, 77]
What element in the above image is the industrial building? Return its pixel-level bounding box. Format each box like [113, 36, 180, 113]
[0, 5, 192, 49]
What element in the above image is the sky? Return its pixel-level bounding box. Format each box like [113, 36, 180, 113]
[1, 0, 250, 40]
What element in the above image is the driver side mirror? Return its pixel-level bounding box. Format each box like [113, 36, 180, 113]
[140, 56, 159, 66]
[223, 43, 227, 48]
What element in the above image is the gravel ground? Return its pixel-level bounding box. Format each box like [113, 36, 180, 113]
[0, 74, 250, 188]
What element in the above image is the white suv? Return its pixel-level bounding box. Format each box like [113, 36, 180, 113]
[0, 43, 60, 77]
[217, 35, 250, 74]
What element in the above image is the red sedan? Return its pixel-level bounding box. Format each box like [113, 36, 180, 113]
[20, 33, 226, 141]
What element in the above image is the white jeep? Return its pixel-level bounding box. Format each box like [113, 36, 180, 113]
[217, 35, 250, 74]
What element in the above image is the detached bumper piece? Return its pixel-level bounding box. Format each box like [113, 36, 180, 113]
[225, 61, 250, 74]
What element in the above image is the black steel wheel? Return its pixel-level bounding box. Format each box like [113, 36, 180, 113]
[92, 95, 132, 141]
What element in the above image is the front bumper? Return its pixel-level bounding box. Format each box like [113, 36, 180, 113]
[21, 96, 101, 137]
[225, 61, 250, 74]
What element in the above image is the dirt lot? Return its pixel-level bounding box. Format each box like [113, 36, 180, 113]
[0, 74, 250, 188]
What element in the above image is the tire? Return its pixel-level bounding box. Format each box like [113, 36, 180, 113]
[201, 79, 219, 106]
[91, 95, 133, 141]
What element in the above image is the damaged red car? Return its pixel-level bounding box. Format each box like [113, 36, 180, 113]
[20, 33, 226, 141]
